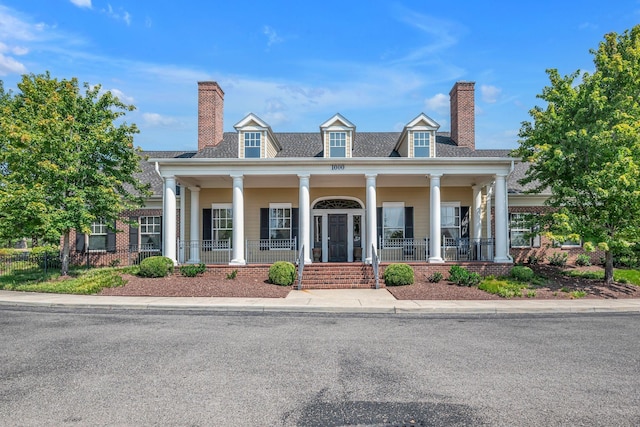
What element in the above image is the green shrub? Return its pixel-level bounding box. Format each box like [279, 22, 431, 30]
[427, 271, 443, 283]
[448, 265, 481, 287]
[383, 263, 414, 286]
[138, 256, 174, 278]
[31, 245, 62, 269]
[268, 261, 296, 286]
[510, 265, 534, 282]
[575, 254, 591, 266]
[226, 269, 238, 280]
[179, 263, 206, 277]
[547, 252, 568, 267]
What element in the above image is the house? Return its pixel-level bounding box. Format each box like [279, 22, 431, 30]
[72, 80, 593, 277]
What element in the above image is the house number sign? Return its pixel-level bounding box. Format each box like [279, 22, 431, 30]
[331, 164, 345, 171]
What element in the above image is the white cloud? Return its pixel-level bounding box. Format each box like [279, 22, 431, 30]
[0, 5, 48, 41]
[0, 53, 27, 75]
[480, 85, 501, 103]
[102, 4, 131, 26]
[263, 26, 283, 48]
[142, 113, 178, 127]
[424, 93, 449, 114]
[109, 88, 135, 104]
[70, 0, 92, 9]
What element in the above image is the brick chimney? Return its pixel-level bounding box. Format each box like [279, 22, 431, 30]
[198, 81, 224, 151]
[449, 81, 475, 150]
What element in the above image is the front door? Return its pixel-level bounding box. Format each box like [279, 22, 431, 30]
[328, 214, 348, 262]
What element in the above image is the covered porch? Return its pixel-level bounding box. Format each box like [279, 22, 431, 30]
[151, 157, 514, 266]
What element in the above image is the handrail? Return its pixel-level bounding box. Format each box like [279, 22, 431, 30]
[296, 244, 304, 290]
[372, 243, 380, 289]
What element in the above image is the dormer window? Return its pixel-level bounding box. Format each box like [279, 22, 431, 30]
[320, 114, 355, 158]
[394, 113, 440, 158]
[244, 132, 261, 158]
[329, 132, 346, 157]
[413, 132, 430, 157]
[234, 113, 281, 159]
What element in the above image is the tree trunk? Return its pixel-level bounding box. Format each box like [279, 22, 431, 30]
[604, 250, 614, 285]
[61, 232, 70, 276]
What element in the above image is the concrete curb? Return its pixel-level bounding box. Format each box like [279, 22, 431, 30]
[1, 290, 640, 314]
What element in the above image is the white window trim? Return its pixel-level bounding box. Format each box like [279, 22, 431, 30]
[441, 202, 461, 244]
[243, 131, 262, 159]
[412, 131, 431, 158]
[329, 131, 347, 158]
[509, 213, 532, 248]
[211, 203, 233, 250]
[89, 220, 108, 253]
[139, 216, 162, 252]
[382, 202, 405, 241]
[269, 202, 293, 250]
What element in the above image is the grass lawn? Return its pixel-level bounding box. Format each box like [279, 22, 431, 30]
[0, 266, 137, 294]
[564, 268, 640, 285]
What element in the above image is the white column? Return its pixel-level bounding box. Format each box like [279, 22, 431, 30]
[188, 186, 200, 263]
[163, 176, 177, 264]
[486, 183, 493, 242]
[298, 174, 311, 264]
[231, 175, 246, 265]
[493, 174, 511, 263]
[365, 174, 377, 264]
[473, 185, 483, 241]
[429, 174, 444, 263]
[179, 184, 185, 263]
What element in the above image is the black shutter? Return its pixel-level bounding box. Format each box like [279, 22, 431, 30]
[76, 232, 85, 253]
[460, 206, 470, 239]
[404, 207, 414, 239]
[129, 216, 139, 251]
[202, 209, 212, 240]
[107, 221, 116, 252]
[376, 207, 383, 246]
[260, 208, 269, 250]
[291, 208, 299, 249]
[159, 216, 163, 251]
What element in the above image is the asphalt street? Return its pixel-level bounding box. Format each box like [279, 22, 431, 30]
[1, 307, 639, 426]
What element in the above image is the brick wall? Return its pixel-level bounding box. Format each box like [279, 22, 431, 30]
[449, 82, 475, 150]
[198, 81, 224, 151]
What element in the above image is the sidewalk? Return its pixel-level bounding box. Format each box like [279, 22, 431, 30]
[2, 289, 640, 314]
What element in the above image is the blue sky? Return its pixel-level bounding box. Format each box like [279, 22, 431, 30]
[0, 1, 639, 151]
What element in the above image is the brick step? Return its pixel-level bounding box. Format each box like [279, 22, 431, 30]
[296, 263, 381, 289]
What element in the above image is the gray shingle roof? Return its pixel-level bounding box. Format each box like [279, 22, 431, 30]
[137, 150, 196, 196]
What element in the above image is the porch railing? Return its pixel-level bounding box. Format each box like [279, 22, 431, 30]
[372, 243, 380, 289]
[245, 239, 298, 264]
[296, 245, 304, 290]
[379, 237, 494, 262]
[178, 240, 231, 264]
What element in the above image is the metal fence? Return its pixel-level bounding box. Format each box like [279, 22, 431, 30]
[378, 237, 495, 262]
[0, 247, 159, 276]
[245, 239, 298, 264]
[178, 240, 232, 265]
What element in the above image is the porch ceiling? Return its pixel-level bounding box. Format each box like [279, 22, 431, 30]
[176, 174, 496, 189]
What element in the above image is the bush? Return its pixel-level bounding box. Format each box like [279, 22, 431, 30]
[31, 245, 62, 269]
[547, 252, 568, 267]
[268, 261, 296, 286]
[138, 256, 174, 278]
[448, 265, 481, 287]
[510, 266, 534, 282]
[575, 254, 591, 267]
[179, 263, 206, 277]
[427, 271, 443, 283]
[383, 263, 414, 286]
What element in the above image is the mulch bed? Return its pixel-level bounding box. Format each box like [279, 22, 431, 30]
[97, 265, 640, 300]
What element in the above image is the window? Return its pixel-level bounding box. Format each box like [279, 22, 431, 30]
[270, 204, 291, 246]
[89, 221, 108, 251]
[383, 203, 404, 240]
[244, 132, 261, 158]
[329, 132, 346, 157]
[510, 213, 531, 248]
[441, 205, 460, 241]
[413, 132, 430, 157]
[212, 204, 233, 248]
[139, 216, 161, 251]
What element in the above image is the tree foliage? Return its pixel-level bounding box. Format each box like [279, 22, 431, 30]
[0, 72, 150, 273]
[515, 26, 640, 284]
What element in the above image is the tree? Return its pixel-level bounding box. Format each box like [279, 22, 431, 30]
[515, 26, 640, 284]
[0, 72, 150, 274]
